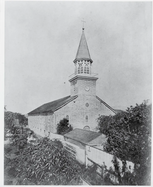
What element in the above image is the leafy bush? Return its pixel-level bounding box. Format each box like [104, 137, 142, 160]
[98, 101, 151, 185]
[12, 133, 28, 152]
[82, 165, 101, 185]
[111, 156, 121, 183]
[5, 138, 83, 185]
[57, 118, 73, 135]
[4, 111, 28, 141]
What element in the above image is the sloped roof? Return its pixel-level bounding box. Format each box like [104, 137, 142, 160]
[113, 109, 125, 114]
[64, 128, 102, 145]
[28, 95, 78, 115]
[96, 96, 116, 114]
[88, 133, 107, 146]
[28, 95, 116, 116]
[74, 29, 93, 63]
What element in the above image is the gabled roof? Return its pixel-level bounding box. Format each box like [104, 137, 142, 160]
[96, 96, 116, 114]
[113, 109, 126, 114]
[64, 128, 102, 145]
[74, 29, 93, 63]
[28, 95, 78, 115]
[88, 133, 107, 146]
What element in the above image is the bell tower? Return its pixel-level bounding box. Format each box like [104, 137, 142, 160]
[69, 28, 98, 96]
[74, 28, 93, 75]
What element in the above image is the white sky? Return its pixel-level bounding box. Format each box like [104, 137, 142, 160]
[5, 1, 152, 114]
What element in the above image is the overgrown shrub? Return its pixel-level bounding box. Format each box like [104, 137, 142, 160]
[5, 138, 83, 185]
[57, 118, 73, 135]
[98, 101, 151, 185]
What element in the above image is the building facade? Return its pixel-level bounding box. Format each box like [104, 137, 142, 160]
[28, 28, 116, 136]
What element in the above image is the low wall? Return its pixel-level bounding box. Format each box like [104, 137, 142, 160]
[61, 140, 86, 164]
[49, 133, 64, 141]
[86, 145, 134, 173]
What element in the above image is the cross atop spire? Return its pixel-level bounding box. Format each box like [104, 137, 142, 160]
[74, 28, 93, 63]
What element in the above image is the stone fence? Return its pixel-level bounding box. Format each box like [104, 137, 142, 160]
[86, 145, 134, 173]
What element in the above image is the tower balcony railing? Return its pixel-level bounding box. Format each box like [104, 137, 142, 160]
[69, 72, 98, 80]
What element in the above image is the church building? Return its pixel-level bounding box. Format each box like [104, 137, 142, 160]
[28, 28, 116, 136]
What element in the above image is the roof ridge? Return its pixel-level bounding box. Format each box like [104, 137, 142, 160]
[44, 95, 70, 105]
[64, 128, 102, 145]
[28, 95, 70, 114]
[28, 95, 77, 115]
[54, 95, 78, 111]
[73, 128, 101, 134]
[96, 96, 116, 114]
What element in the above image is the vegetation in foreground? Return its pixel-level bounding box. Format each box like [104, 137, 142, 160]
[4, 100, 151, 185]
[57, 118, 73, 135]
[4, 111, 82, 184]
[5, 137, 84, 185]
[98, 101, 151, 185]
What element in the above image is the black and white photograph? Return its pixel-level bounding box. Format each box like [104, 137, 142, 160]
[4, 1, 152, 185]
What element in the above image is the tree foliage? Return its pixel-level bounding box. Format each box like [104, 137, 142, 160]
[11, 127, 29, 152]
[4, 111, 28, 141]
[5, 138, 83, 185]
[57, 118, 73, 135]
[98, 101, 151, 185]
[4, 111, 28, 130]
[4, 110, 33, 153]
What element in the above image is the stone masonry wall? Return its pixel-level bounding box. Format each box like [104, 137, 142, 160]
[28, 95, 114, 135]
[28, 113, 56, 137]
[55, 95, 114, 131]
[70, 78, 97, 96]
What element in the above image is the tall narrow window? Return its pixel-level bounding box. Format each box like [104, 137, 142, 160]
[81, 66, 83, 73]
[78, 66, 81, 74]
[78, 62, 83, 74]
[87, 67, 89, 74]
[48, 132, 50, 137]
[84, 64, 89, 74]
[86, 115, 88, 122]
[84, 66, 87, 74]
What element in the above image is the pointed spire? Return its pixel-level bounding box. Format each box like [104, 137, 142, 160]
[74, 28, 93, 63]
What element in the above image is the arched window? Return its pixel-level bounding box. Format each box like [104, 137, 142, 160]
[87, 66, 89, 74]
[83, 125, 90, 130]
[84, 66, 87, 74]
[86, 115, 88, 122]
[78, 62, 83, 74]
[84, 65, 89, 74]
[48, 132, 50, 137]
[66, 115, 69, 120]
[81, 66, 83, 73]
[78, 66, 81, 74]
